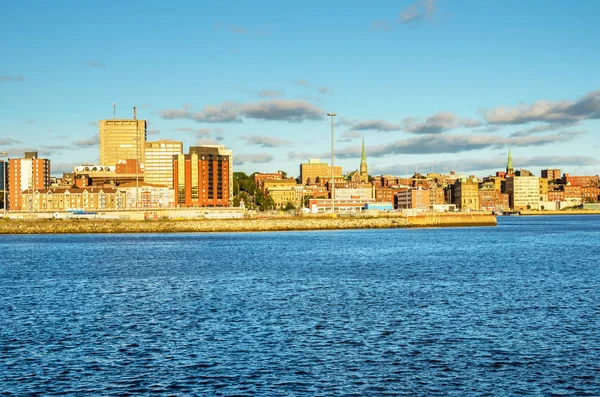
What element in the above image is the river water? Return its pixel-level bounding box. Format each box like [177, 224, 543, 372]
[1, 215, 599, 395]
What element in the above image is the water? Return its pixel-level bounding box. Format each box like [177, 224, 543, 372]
[1, 215, 599, 396]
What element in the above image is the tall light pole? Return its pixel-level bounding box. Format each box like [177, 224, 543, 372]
[133, 106, 140, 212]
[0, 152, 7, 218]
[327, 113, 337, 214]
[133, 136, 140, 211]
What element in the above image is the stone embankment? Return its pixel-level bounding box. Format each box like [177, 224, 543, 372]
[0, 213, 496, 234]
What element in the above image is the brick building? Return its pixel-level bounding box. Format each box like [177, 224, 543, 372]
[8, 152, 51, 211]
[173, 145, 232, 208]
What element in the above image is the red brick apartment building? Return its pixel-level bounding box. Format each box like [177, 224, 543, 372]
[8, 152, 51, 211]
[173, 146, 231, 208]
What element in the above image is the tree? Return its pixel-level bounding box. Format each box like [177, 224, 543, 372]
[283, 201, 296, 211]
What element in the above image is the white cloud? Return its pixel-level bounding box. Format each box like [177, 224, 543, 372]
[485, 90, 600, 125]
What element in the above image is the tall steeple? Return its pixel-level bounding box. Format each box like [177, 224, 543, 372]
[506, 148, 514, 175]
[360, 138, 368, 182]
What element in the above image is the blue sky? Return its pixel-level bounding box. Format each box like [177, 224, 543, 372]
[1, 0, 599, 178]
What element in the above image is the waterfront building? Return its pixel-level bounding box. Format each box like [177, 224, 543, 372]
[478, 183, 505, 212]
[8, 152, 51, 211]
[375, 187, 397, 203]
[541, 169, 561, 182]
[262, 178, 298, 208]
[173, 145, 232, 208]
[452, 177, 480, 211]
[539, 178, 549, 201]
[506, 175, 540, 210]
[582, 186, 600, 203]
[144, 140, 183, 188]
[299, 159, 342, 185]
[396, 187, 430, 210]
[20, 187, 126, 212]
[428, 187, 446, 205]
[254, 171, 285, 191]
[99, 118, 147, 166]
[267, 187, 297, 208]
[118, 182, 174, 209]
[334, 187, 374, 200]
[561, 174, 599, 187]
[308, 198, 375, 213]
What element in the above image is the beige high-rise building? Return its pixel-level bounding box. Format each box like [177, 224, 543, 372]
[300, 159, 342, 185]
[144, 140, 183, 188]
[99, 119, 147, 166]
[506, 176, 540, 210]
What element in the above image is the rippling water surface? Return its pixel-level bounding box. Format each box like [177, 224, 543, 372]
[1, 215, 600, 395]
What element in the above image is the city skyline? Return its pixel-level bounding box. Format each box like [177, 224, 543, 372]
[1, 0, 599, 178]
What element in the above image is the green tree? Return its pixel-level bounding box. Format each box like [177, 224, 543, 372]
[283, 201, 296, 211]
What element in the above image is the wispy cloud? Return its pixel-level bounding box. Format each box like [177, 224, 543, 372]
[339, 131, 362, 143]
[87, 60, 107, 68]
[400, 0, 438, 24]
[287, 151, 322, 161]
[0, 138, 23, 146]
[71, 134, 100, 148]
[485, 89, 600, 125]
[0, 75, 24, 83]
[242, 135, 291, 148]
[509, 124, 565, 138]
[317, 86, 333, 95]
[195, 138, 220, 146]
[257, 89, 284, 99]
[350, 119, 402, 132]
[160, 99, 325, 123]
[336, 130, 584, 158]
[403, 112, 481, 134]
[147, 129, 161, 135]
[234, 153, 274, 166]
[296, 80, 311, 88]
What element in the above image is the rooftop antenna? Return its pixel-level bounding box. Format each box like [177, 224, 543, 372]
[113, 102, 116, 120]
[133, 106, 137, 120]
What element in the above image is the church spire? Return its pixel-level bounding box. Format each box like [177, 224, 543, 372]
[507, 148, 514, 174]
[361, 137, 366, 163]
[359, 137, 368, 182]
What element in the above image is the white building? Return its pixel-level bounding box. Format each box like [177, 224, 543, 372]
[506, 176, 540, 210]
[144, 140, 183, 188]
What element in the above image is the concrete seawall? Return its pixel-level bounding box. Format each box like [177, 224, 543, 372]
[0, 213, 496, 234]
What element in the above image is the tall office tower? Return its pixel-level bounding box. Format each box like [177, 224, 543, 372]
[144, 140, 183, 188]
[299, 158, 343, 185]
[8, 151, 51, 211]
[173, 145, 232, 208]
[99, 119, 147, 166]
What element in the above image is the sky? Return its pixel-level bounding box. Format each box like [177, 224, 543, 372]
[1, 0, 599, 178]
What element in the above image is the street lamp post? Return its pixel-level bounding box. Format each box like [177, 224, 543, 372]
[133, 136, 140, 211]
[0, 152, 7, 218]
[327, 113, 337, 214]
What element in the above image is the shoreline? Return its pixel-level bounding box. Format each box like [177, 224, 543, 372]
[0, 213, 497, 234]
[518, 210, 600, 216]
